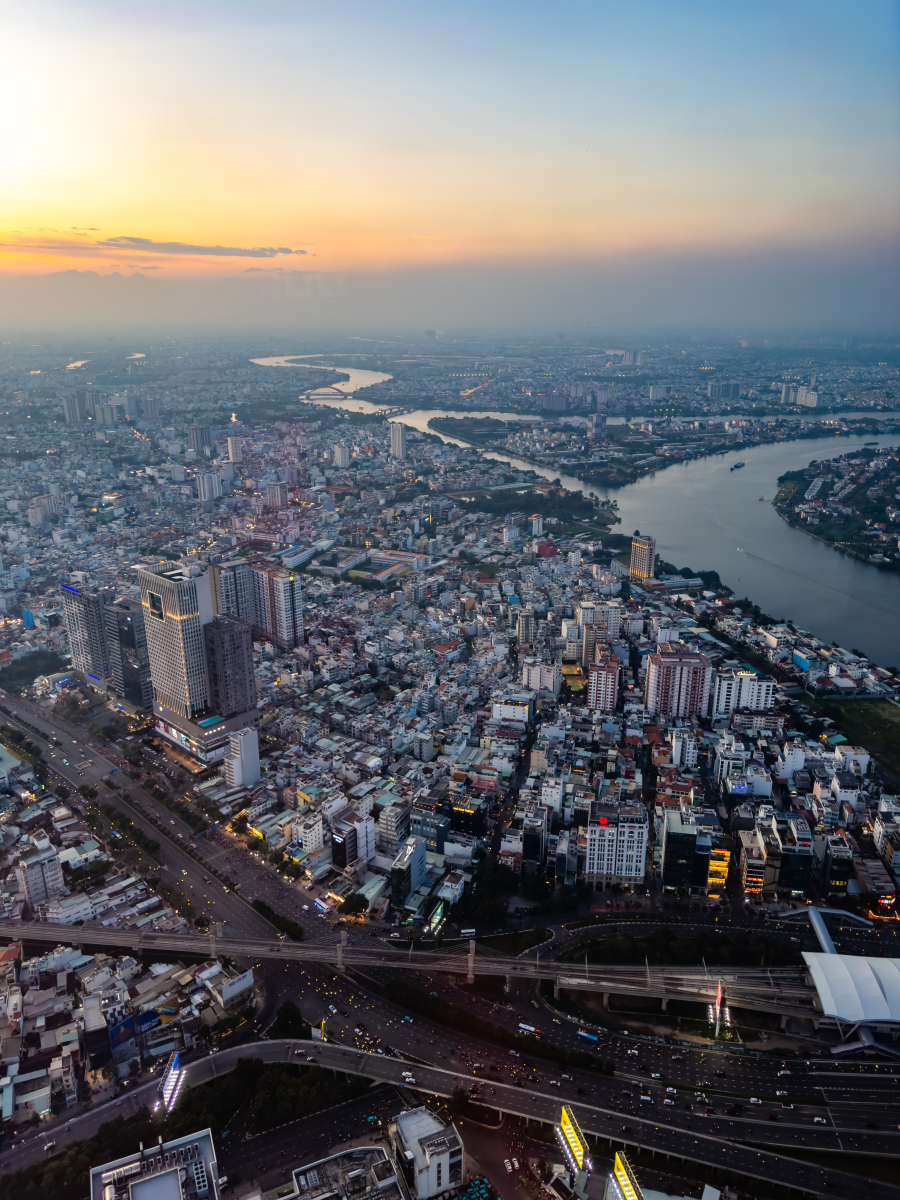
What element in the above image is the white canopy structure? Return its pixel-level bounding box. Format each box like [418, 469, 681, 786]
[803, 952, 900, 1025]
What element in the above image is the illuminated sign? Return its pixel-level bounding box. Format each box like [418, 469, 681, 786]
[557, 1105, 591, 1173]
[609, 1152, 644, 1200]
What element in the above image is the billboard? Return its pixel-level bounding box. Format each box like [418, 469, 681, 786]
[138, 1010, 162, 1033]
[221, 968, 254, 1004]
[109, 1015, 137, 1064]
[558, 1105, 591, 1173]
[611, 1152, 644, 1200]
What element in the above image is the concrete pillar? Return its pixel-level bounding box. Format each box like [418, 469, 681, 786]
[780, 1013, 788, 1030]
[337, 929, 348, 971]
[554, 979, 560, 999]
[208, 930, 216, 959]
[467, 939, 476, 984]
[661, 998, 668, 1013]
[603, 993, 610, 1009]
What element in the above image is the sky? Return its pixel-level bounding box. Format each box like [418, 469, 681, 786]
[1, 0, 898, 332]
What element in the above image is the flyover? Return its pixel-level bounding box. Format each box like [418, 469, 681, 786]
[0, 917, 822, 1017]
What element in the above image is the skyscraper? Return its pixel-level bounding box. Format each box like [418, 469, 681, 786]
[390, 422, 407, 460]
[139, 565, 256, 764]
[629, 534, 656, 580]
[333, 443, 350, 468]
[59, 583, 113, 684]
[203, 615, 255, 717]
[186, 425, 213, 456]
[196, 472, 222, 502]
[249, 563, 304, 649]
[210, 559, 253, 621]
[105, 598, 153, 712]
[227, 436, 243, 463]
[139, 566, 213, 720]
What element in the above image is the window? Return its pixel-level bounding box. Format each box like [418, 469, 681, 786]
[436, 1163, 442, 1187]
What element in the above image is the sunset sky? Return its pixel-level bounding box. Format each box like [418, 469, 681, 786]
[1, 1, 898, 329]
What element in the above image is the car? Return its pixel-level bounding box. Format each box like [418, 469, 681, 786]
[504, 1161, 512, 1174]
[664, 1098, 674, 1106]
[750, 1097, 761, 1105]
[766, 1114, 778, 1121]
[776, 1090, 788, 1096]
[715, 1070, 725, 1077]
[777, 1069, 792, 1077]
[43, 1142, 56, 1152]
[666, 1087, 676, 1095]
[512, 1159, 519, 1171]
[531, 1000, 539, 1010]
[782, 1104, 794, 1110]
[814, 1117, 827, 1125]
[328, 1006, 337, 1014]
[651, 1073, 661, 1080]
[627, 1049, 638, 1057]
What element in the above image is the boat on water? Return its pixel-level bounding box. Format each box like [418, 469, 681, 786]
[730, 461, 745, 471]
[759, 496, 765, 501]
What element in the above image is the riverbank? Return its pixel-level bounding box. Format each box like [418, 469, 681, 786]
[771, 445, 900, 573]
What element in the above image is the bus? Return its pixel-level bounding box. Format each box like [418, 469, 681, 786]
[460, 929, 476, 937]
[518, 1023, 541, 1037]
[576, 1030, 598, 1044]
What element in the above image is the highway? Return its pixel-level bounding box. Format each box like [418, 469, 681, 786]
[3, 694, 900, 1198]
[5, 1038, 899, 1200]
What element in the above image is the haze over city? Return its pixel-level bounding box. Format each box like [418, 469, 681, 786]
[2, 0, 898, 332]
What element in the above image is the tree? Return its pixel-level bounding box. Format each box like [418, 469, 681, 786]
[339, 893, 369, 918]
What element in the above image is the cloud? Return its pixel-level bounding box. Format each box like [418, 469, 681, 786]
[97, 237, 305, 258]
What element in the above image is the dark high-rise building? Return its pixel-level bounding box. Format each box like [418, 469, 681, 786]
[187, 425, 213, 456]
[104, 598, 153, 711]
[203, 615, 255, 718]
[60, 583, 113, 684]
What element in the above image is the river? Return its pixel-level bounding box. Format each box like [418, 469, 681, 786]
[478, 434, 900, 667]
[248, 361, 899, 664]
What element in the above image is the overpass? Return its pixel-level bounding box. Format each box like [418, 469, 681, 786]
[0, 918, 821, 1017]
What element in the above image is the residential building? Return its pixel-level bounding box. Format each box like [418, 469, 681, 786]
[587, 648, 619, 712]
[210, 559, 253, 621]
[711, 668, 774, 718]
[15, 844, 65, 909]
[222, 727, 261, 788]
[333, 444, 350, 468]
[59, 583, 112, 684]
[196, 472, 222, 502]
[516, 608, 535, 646]
[186, 425, 213, 455]
[227, 435, 244, 462]
[249, 563, 304, 649]
[266, 481, 288, 509]
[390, 422, 407, 460]
[645, 643, 714, 718]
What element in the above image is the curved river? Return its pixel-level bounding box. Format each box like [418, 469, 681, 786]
[250, 358, 900, 664]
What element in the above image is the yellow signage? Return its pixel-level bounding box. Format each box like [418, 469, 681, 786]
[613, 1153, 643, 1200]
[559, 1105, 587, 1170]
